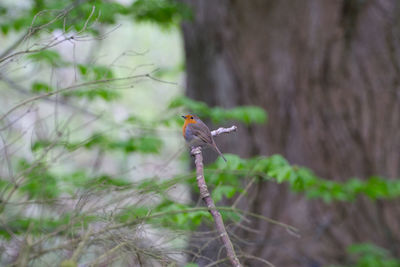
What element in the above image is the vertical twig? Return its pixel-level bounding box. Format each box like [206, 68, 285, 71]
[190, 125, 241, 267]
[60, 227, 92, 267]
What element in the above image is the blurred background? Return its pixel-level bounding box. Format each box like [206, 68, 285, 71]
[1, 0, 400, 266]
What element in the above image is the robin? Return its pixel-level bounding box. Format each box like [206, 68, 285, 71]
[182, 114, 227, 162]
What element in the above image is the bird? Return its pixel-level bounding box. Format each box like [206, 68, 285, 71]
[182, 114, 227, 162]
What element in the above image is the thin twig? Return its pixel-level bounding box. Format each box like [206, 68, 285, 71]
[70, 227, 93, 262]
[210, 126, 237, 136]
[88, 242, 127, 267]
[191, 125, 241, 267]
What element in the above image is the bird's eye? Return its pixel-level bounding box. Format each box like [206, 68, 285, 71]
[190, 116, 193, 119]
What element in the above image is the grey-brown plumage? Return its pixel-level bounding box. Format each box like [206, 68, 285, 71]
[182, 114, 227, 162]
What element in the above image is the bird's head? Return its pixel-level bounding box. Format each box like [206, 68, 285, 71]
[181, 114, 199, 124]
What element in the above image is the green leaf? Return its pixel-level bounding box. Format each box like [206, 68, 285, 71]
[212, 185, 236, 202]
[77, 64, 114, 80]
[130, 0, 192, 27]
[31, 82, 53, 93]
[31, 139, 52, 151]
[28, 50, 65, 67]
[339, 243, 400, 267]
[364, 177, 389, 199]
[348, 243, 388, 256]
[116, 206, 150, 223]
[0, 6, 7, 16]
[1, 24, 9, 35]
[252, 158, 270, 173]
[90, 175, 131, 188]
[77, 64, 88, 75]
[227, 106, 267, 125]
[12, 17, 32, 31]
[276, 166, 293, 183]
[60, 171, 90, 193]
[217, 154, 242, 170]
[17, 160, 59, 200]
[92, 66, 114, 79]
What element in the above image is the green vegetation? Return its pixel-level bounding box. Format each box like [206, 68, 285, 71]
[331, 243, 400, 267]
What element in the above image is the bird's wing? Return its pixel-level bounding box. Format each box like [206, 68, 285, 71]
[190, 122, 213, 144]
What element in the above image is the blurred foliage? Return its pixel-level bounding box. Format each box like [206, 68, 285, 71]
[77, 64, 114, 80]
[0, 0, 191, 36]
[168, 96, 268, 125]
[28, 50, 67, 67]
[330, 243, 400, 267]
[18, 162, 60, 200]
[137, 153, 400, 205]
[116, 202, 212, 231]
[64, 87, 120, 101]
[132, 0, 192, 26]
[31, 133, 163, 153]
[0, 213, 96, 240]
[31, 81, 54, 93]
[210, 154, 400, 203]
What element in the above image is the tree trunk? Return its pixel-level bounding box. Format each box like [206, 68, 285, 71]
[181, 0, 400, 266]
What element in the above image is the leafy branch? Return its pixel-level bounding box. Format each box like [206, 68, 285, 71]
[207, 154, 400, 203]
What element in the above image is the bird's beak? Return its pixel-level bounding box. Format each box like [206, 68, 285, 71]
[181, 115, 186, 119]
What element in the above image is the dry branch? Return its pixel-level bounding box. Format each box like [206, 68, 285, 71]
[190, 125, 241, 267]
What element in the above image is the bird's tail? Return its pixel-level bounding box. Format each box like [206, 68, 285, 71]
[212, 141, 227, 162]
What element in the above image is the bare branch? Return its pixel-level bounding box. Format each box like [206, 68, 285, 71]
[211, 126, 237, 137]
[190, 126, 241, 267]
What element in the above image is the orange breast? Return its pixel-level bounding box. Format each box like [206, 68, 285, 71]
[182, 120, 188, 137]
[182, 118, 197, 139]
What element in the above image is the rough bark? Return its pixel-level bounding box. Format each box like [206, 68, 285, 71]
[181, 0, 400, 266]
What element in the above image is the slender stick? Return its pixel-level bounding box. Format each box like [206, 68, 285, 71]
[210, 125, 237, 136]
[191, 125, 241, 267]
